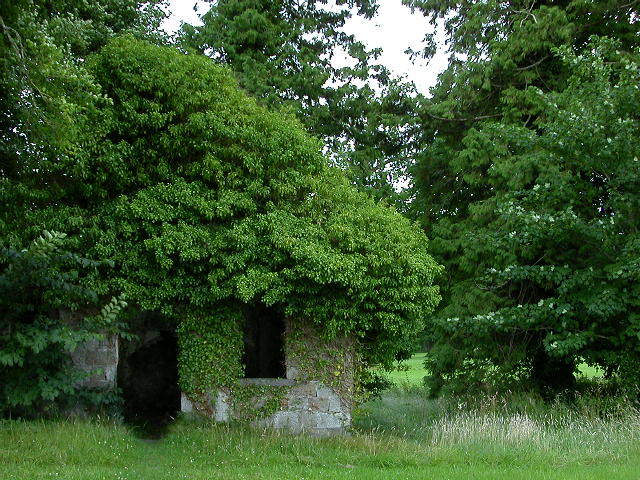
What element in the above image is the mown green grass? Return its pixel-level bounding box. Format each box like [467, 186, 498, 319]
[385, 353, 605, 387]
[385, 352, 430, 386]
[0, 355, 626, 480]
[2, 389, 639, 480]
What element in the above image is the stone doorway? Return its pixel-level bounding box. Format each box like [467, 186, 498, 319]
[118, 329, 180, 436]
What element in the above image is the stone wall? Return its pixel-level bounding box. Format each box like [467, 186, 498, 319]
[67, 313, 354, 435]
[181, 378, 351, 435]
[261, 380, 351, 435]
[70, 335, 119, 389]
[61, 309, 119, 390]
[181, 318, 354, 435]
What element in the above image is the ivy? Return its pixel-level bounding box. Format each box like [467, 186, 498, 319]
[285, 319, 357, 405]
[177, 307, 244, 403]
[2, 36, 441, 413]
[228, 384, 288, 421]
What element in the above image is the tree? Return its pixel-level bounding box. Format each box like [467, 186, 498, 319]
[409, 0, 639, 225]
[405, 0, 640, 394]
[0, 1, 161, 415]
[0, 0, 167, 247]
[180, 0, 420, 207]
[421, 39, 640, 395]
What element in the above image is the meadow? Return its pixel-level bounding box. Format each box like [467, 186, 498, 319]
[1, 356, 636, 480]
[385, 353, 605, 387]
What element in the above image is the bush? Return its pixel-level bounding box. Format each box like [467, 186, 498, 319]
[0, 231, 126, 417]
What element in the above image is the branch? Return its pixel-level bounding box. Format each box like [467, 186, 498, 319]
[0, 15, 25, 60]
[426, 111, 503, 122]
[514, 10, 537, 25]
[516, 55, 550, 71]
[619, 0, 639, 9]
[0, 15, 51, 112]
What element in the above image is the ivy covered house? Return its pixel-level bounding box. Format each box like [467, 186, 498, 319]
[77, 311, 360, 434]
[6, 37, 442, 430]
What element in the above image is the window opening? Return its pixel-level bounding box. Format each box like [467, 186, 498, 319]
[242, 304, 286, 378]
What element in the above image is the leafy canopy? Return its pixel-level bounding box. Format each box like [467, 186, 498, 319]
[49, 37, 442, 374]
[181, 0, 420, 207]
[423, 39, 640, 395]
[406, 0, 640, 394]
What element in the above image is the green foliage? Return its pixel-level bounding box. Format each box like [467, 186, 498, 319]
[410, 0, 639, 226]
[0, 35, 440, 403]
[406, 0, 640, 395]
[229, 173, 443, 366]
[181, 0, 420, 207]
[285, 320, 357, 403]
[228, 384, 288, 421]
[0, 0, 167, 248]
[177, 308, 244, 400]
[0, 0, 165, 415]
[1, 0, 441, 408]
[421, 38, 640, 395]
[0, 232, 127, 417]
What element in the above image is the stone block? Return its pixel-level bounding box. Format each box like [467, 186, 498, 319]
[308, 397, 329, 412]
[181, 392, 194, 413]
[285, 394, 309, 410]
[301, 411, 319, 429]
[270, 411, 301, 431]
[316, 384, 336, 399]
[328, 396, 343, 413]
[290, 381, 318, 397]
[315, 412, 343, 430]
[239, 378, 295, 387]
[336, 411, 351, 423]
[103, 364, 117, 384]
[215, 391, 230, 422]
[71, 335, 119, 390]
[286, 365, 300, 380]
[302, 412, 343, 431]
[77, 338, 118, 361]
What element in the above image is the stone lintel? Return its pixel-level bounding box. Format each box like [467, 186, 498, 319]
[239, 378, 296, 387]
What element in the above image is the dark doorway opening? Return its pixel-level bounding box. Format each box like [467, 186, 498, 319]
[118, 330, 180, 438]
[242, 304, 286, 378]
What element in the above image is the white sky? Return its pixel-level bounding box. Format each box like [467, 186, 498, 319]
[162, 0, 449, 95]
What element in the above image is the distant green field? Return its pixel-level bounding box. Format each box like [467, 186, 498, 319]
[385, 353, 604, 387]
[385, 352, 430, 385]
[576, 363, 605, 378]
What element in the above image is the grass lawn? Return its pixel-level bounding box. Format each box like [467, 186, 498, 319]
[385, 353, 605, 387]
[385, 352, 429, 386]
[2, 388, 639, 480]
[0, 355, 628, 479]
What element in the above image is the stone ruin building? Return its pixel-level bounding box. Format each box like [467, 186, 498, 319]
[70, 306, 354, 436]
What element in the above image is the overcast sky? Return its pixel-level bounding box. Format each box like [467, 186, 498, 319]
[162, 0, 449, 95]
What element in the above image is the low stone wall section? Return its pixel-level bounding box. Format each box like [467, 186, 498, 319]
[265, 380, 351, 435]
[181, 379, 351, 435]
